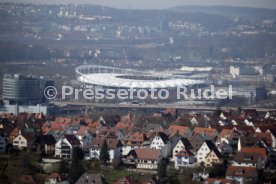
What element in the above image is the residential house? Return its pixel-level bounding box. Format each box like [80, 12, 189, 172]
[237, 133, 258, 151]
[44, 172, 69, 184]
[9, 127, 20, 143]
[196, 140, 222, 166]
[205, 149, 223, 167]
[174, 148, 195, 169]
[150, 132, 171, 157]
[226, 166, 258, 184]
[168, 125, 192, 138]
[216, 129, 234, 147]
[232, 147, 267, 168]
[150, 132, 169, 149]
[125, 148, 162, 170]
[171, 136, 193, 161]
[193, 127, 219, 140]
[255, 131, 275, 149]
[75, 126, 93, 153]
[122, 132, 150, 156]
[35, 134, 56, 155]
[90, 138, 123, 161]
[55, 134, 81, 159]
[115, 176, 136, 184]
[13, 133, 33, 150]
[190, 133, 205, 152]
[75, 173, 104, 184]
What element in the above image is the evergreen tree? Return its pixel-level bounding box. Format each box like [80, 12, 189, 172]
[157, 158, 168, 183]
[100, 139, 110, 166]
[69, 147, 84, 183]
[59, 159, 69, 173]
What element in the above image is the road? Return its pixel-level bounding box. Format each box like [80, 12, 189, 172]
[51, 100, 276, 112]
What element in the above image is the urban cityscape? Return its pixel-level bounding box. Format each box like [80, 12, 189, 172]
[0, 1, 276, 184]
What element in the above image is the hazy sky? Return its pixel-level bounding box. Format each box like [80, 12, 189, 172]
[1, 0, 276, 9]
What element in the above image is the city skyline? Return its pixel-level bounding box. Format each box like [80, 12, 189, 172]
[1, 0, 276, 9]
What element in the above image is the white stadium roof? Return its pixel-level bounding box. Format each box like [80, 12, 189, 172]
[76, 65, 206, 89]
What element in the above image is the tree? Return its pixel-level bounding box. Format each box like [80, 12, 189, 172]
[59, 159, 69, 174]
[100, 139, 110, 166]
[157, 158, 168, 183]
[69, 147, 84, 183]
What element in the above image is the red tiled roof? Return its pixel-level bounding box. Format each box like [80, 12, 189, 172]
[115, 122, 133, 130]
[226, 166, 256, 177]
[115, 176, 136, 184]
[9, 127, 19, 137]
[134, 148, 161, 160]
[91, 138, 122, 150]
[255, 132, 273, 146]
[76, 126, 88, 136]
[240, 147, 266, 158]
[193, 127, 217, 137]
[46, 172, 61, 180]
[219, 129, 234, 139]
[168, 125, 190, 136]
[124, 132, 148, 145]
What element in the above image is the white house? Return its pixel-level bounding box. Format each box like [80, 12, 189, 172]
[55, 134, 81, 159]
[122, 132, 150, 156]
[174, 148, 195, 169]
[196, 140, 221, 165]
[13, 134, 32, 150]
[226, 166, 258, 184]
[172, 137, 193, 162]
[90, 138, 122, 161]
[150, 132, 169, 149]
[125, 148, 162, 170]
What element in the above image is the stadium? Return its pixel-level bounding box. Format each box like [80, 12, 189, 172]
[75, 65, 207, 90]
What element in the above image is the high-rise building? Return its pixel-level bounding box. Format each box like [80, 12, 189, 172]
[0, 74, 53, 115]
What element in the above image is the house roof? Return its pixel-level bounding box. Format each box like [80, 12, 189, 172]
[205, 140, 222, 158]
[255, 132, 273, 147]
[115, 176, 136, 184]
[37, 134, 56, 145]
[219, 129, 234, 139]
[153, 132, 169, 144]
[115, 122, 133, 130]
[76, 126, 88, 136]
[234, 152, 261, 164]
[171, 137, 193, 150]
[194, 127, 217, 137]
[226, 166, 257, 177]
[91, 138, 122, 149]
[240, 147, 266, 158]
[75, 173, 103, 184]
[9, 127, 19, 137]
[64, 134, 81, 146]
[124, 132, 148, 145]
[168, 125, 190, 137]
[133, 148, 161, 160]
[46, 172, 61, 180]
